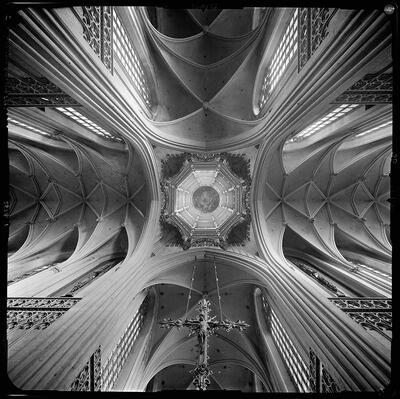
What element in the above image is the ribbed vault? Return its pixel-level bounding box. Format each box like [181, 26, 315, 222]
[257, 130, 391, 274]
[5, 5, 393, 395]
[141, 7, 269, 149]
[8, 133, 150, 296]
[139, 276, 274, 390]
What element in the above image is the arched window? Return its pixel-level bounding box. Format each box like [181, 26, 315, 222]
[113, 11, 152, 109]
[258, 9, 298, 112]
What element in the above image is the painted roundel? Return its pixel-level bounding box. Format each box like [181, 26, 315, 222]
[192, 186, 220, 213]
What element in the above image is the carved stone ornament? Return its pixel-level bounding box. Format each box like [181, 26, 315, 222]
[160, 153, 251, 249]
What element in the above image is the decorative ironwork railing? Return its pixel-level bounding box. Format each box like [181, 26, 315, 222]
[328, 297, 392, 340]
[78, 6, 113, 72]
[261, 295, 310, 392]
[309, 348, 340, 393]
[71, 346, 102, 391]
[333, 72, 392, 104]
[7, 297, 81, 330]
[298, 8, 336, 71]
[101, 296, 149, 391]
[5, 77, 81, 107]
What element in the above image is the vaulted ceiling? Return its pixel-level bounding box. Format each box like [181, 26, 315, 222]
[8, 134, 149, 296]
[6, 5, 392, 393]
[142, 8, 267, 148]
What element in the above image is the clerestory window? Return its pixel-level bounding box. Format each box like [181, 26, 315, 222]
[259, 9, 298, 112]
[262, 295, 309, 392]
[288, 104, 359, 143]
[8, 118, 53, 138]
[56, 107, 122, 142]
[113, 11, 152, 109]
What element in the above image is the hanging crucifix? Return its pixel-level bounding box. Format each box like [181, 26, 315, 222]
[160, 257, 249, 390]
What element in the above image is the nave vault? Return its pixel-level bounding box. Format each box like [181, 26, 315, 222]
[5, 5, 394, 393]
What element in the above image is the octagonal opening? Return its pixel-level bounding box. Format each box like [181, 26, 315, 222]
[161, 153, 251, 248]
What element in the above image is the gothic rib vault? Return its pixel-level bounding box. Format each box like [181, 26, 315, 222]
[5, 6, 394, 393]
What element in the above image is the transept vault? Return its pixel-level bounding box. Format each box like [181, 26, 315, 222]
[5, 5, 395, 394]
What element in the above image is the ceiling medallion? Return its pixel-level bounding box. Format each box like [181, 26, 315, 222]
[160, 153, 251, 249]
[192, 186, 220, 213]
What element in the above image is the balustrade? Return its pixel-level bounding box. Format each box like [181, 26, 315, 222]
[7, 297, 81, 330]
[70, 346, 102, 391]
[298, 8, 336, 71]
[79, 6, 113, 72]
[328, 297, 392, 340]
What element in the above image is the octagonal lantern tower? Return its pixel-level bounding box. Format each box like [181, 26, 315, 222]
[161, 154, 250, 249]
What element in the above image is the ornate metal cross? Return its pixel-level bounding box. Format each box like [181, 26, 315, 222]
[160, 296, 249, 390]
